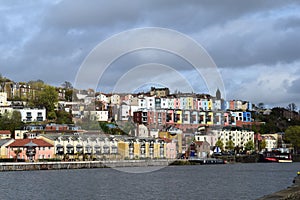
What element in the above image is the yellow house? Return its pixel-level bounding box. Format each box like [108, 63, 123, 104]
[117, 140, 128, 159]
[206, 112, 214, 125]
[208, 99, 213, 111]
[117, 138, 167, 159]
[175, 110, 182, 124]
[186, 97, 194, 110]
[0, 139, 14, 158]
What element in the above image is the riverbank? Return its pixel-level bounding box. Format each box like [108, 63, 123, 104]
[257, 174, 300, 200]
[0, 160, 174, 171]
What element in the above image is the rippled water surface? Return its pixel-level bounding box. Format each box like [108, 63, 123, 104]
[0, 163, 299, 200]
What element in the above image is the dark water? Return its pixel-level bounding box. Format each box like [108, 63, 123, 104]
[0, 163, 299, 200]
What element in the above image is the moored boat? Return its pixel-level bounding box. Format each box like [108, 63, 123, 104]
[260, 148, 293, 163]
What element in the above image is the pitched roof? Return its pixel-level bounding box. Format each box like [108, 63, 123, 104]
[159, 137, 172, 143]
[8, 139, 53, 147]
[0, 139, 14, 147]
[0, 130, 11, 135]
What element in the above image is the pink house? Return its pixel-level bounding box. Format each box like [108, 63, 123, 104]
[161, 138, 177, 159]
[173, 98, 180, 109]
[224, 112, 230, 126]
[7, 139, 54, 161]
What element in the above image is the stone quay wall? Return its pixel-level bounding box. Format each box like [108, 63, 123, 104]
[0, 160, 173, 171]
[257, 175, 300, 200]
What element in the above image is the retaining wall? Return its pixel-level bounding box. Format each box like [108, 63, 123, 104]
[0, 160, 173, 171]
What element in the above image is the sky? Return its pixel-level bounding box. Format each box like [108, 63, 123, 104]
[0, 0, 300, 109]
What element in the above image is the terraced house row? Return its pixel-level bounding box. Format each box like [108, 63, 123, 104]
[0, 134, 175, 161]
[70, 87, 254, 128]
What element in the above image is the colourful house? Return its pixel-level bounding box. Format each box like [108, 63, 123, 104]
[206, 112, 214, 125]
[7, 139, 54, 161]
[174, 110, 182, 124]
[174, 98, 180, 109]
[0, 130, 11, 139]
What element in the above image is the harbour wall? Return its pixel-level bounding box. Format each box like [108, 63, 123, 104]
[257, 175, 300, 200]
[0, 160, 173, 171]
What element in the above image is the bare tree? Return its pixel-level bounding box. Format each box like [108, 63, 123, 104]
[62, 81, 73, 89]
[287, 103, 297, 112]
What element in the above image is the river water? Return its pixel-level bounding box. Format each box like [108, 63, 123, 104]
[0, 163, 299, 200]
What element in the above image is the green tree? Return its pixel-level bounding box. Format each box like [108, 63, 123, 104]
[31, 85, 58, 118]
[14, 148, 22, 162]
[226, 140, 235, 150]
[47, 110, 57, 121]
[0, 73, 10, 83]
[55, 110, 73, 124]
[244, 140, 254, 151]
[284, 125, 300, 153]
[121, 121, 136, 135]
[28, 79, 44, 89]
[65, 89, 73, 102]
[260, 139, 266, 151]
[215, 139, 224, 150]
[0, 111, 23, 138]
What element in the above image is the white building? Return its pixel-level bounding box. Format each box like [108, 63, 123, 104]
[213, 127, 254, 149]
[15, 108, 46, 122]
[213, 99, 222, 111]
[110, 94, 121, 105]
[96, 93, 109, 103]
[146, 96, 155, 110]
[262, 135, 277, 151]
[0, 92, 10, 106]
[160, 97, 169, 109]
[85, 111, 109, 122]
[138, 98, 147, 109]
[137, 124, 149, 137]
[120, 103, 130, 121]
[194, 132, 218, 147]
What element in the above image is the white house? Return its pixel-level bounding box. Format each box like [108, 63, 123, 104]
[15, 108, 46, 122]
[85, 111, 109, 122]
[194, 132, 218, 147]
[110, 94, 121, 105]
[146, 96, 155, 110]
[137, 124, 149, 137]
[138, 98, 147, 109]
[96, 93, 109, 103]
[262, 135, 277, 151]
[0, 92, 10, 106]
[213, 127, 254, 150]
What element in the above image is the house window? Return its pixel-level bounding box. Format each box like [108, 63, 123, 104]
[37, 112, 43, 121]
[26, 112, 32, 122]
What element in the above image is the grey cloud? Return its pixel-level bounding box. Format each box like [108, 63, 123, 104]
[288, 78, 300, 94]
[43, 0, 143, 30]
[275, 16, 300, 31]
[201, 14, 300, 67]
[1, 0, 300, 107]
